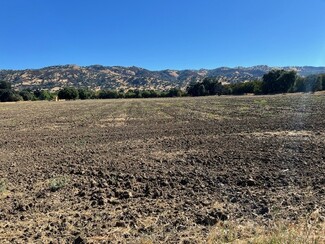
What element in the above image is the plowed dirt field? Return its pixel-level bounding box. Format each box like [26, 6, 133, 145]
[0, 94, 324, 243]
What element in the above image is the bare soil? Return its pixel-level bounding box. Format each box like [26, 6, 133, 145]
[0, 94, 324, 243]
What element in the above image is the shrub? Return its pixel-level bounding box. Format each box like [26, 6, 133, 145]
[0, 179, 7, 193]
[49, 176, 69, 192]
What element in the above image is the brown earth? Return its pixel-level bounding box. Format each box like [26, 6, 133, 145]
[0, 94, 324, 243]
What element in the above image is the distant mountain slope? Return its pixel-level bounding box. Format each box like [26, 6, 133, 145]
[0, 65, 324, 91]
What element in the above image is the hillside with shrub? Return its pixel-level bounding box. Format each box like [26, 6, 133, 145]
[1, 65, 325, 91]
[1, 69, 324, 102]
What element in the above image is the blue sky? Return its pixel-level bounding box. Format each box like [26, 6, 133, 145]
[1, 0, 325, 70]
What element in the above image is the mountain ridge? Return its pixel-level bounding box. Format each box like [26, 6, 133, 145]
[1, 65, 325, 91]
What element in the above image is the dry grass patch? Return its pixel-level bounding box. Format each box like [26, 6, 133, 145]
[207, 215, 325, 243]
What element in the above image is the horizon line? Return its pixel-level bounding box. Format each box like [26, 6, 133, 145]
[1, 64, 325, 72]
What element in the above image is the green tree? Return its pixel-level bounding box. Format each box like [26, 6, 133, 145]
[166, 88, 182, 97]
[118, 89, 126, 98]
[134, 89, 142, 98]
[187, 82, 200, 96]
[98, 89, 118, 99]
[0, 81, 12, 90]
[292, 77, 306, 92]
[320, 74, 325, 90]
[262, 69, 297, 94]
[202, 78, 223, 95]
[187, 78, 224, 96]
[58, 87, 79, 100]
[0, 90, 22, 102]
[19, 90, 36, 101]
[125, 89, 137, 98]
[0, 81, 23, 102]
[293, 74, 324, 93]
[78, 88, 94, 100]
[141, 90, 151, 98]
[231, 80, 263, 95]
[253, 81, 263, 95]
[33, 89, 53, 100]
[39, 90, 54, 100]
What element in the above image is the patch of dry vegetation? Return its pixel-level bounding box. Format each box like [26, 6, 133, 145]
[208, 213, 325, 243]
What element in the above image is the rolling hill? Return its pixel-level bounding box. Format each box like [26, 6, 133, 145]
[1, 65, 325, 91]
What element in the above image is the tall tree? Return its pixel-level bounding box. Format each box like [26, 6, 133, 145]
[262, 69, 297, 94]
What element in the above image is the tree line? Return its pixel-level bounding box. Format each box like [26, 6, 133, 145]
[1, 69, 325, 102]
[187, 70, 325, 96]
[0, 81, 186, 102]
[0, 81, 56, 102]
[57, 87, 186, 100]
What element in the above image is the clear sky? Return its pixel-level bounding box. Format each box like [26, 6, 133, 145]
[1, 0, 325, 70]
